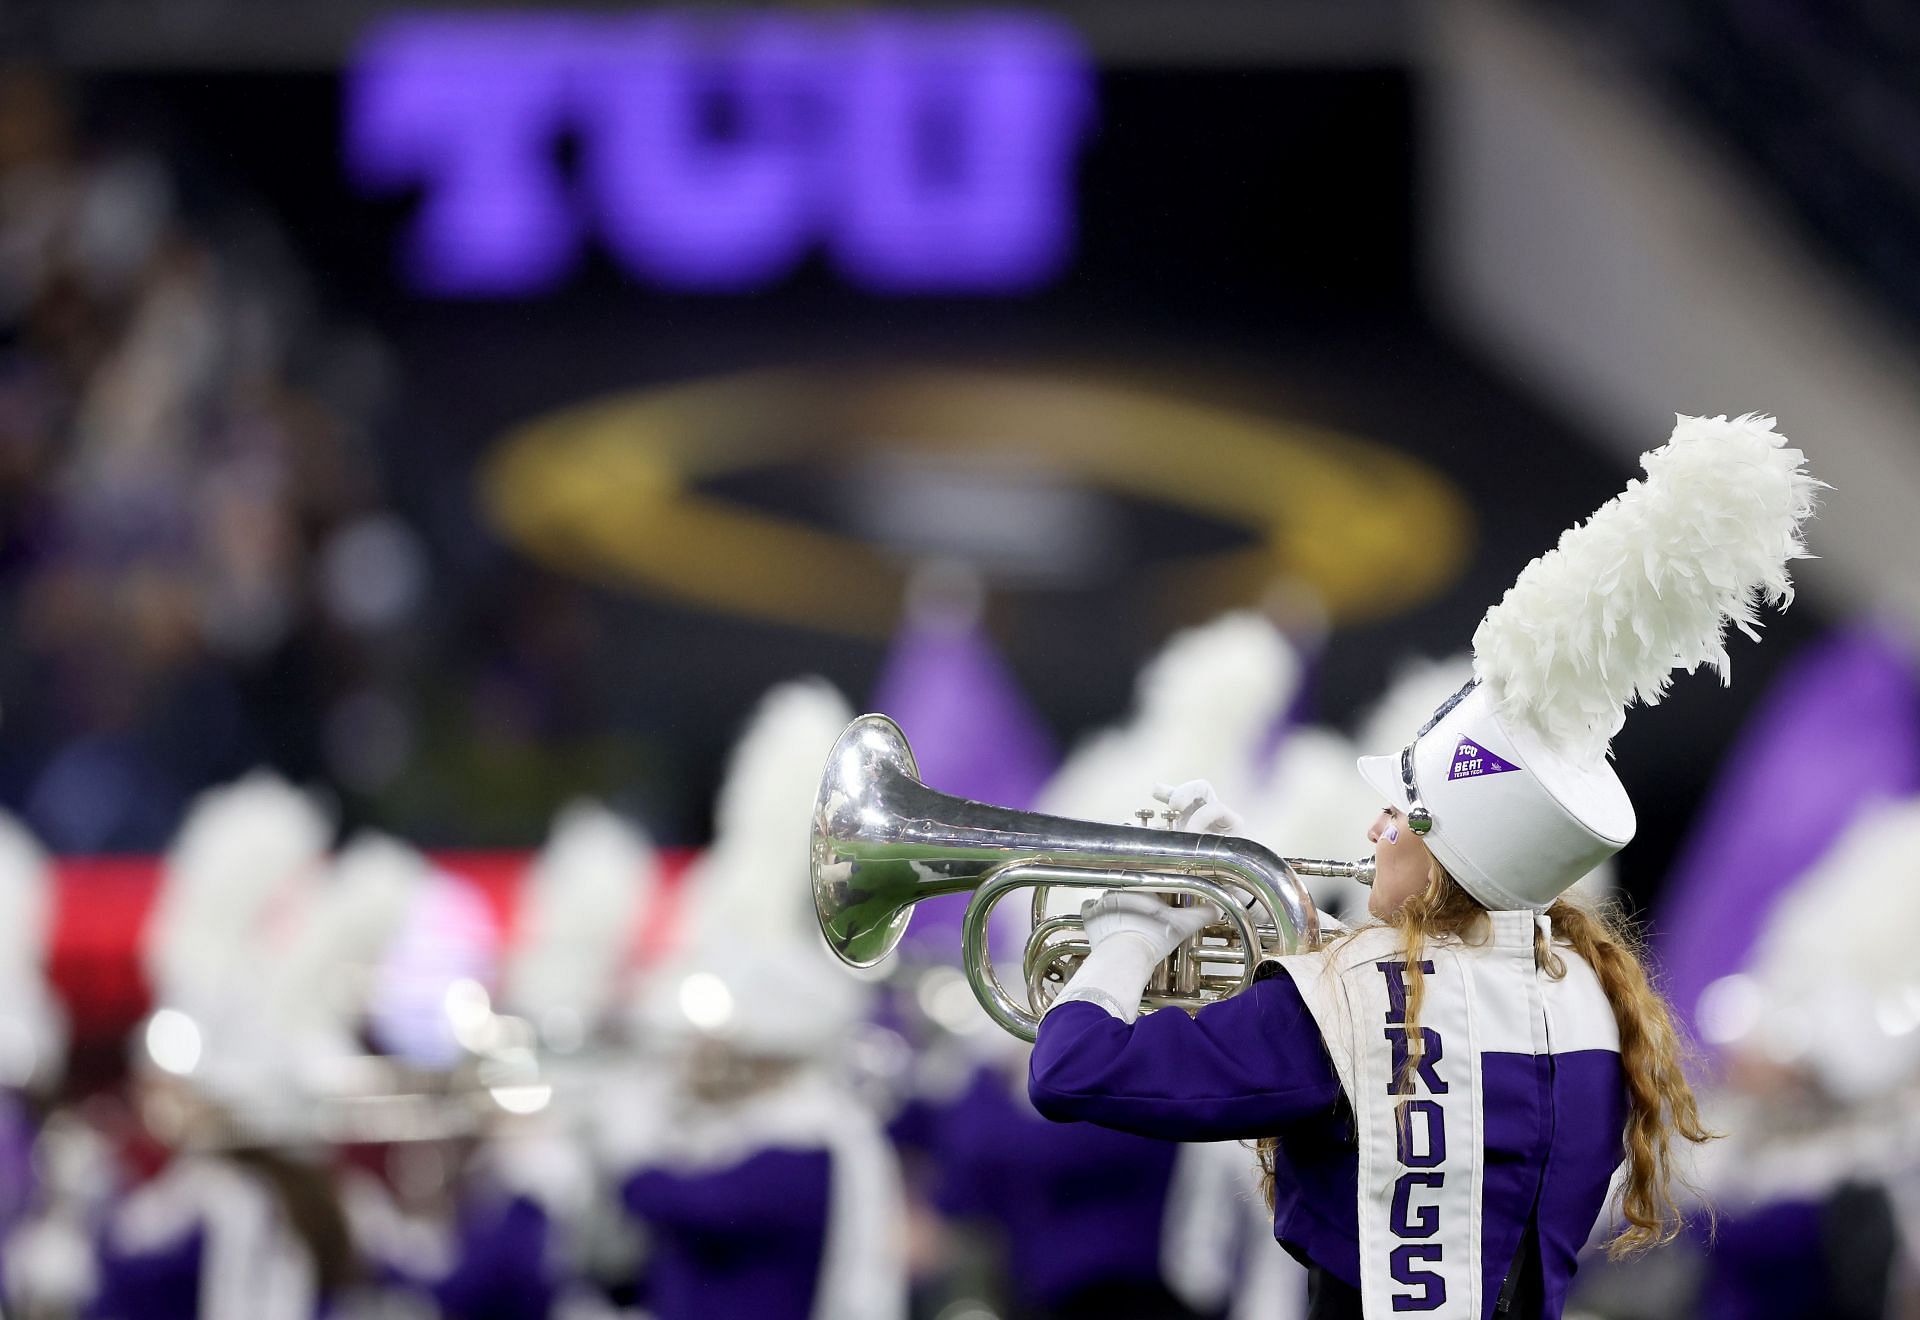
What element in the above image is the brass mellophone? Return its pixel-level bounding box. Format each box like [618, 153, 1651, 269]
[810, 714, 1376, 1040]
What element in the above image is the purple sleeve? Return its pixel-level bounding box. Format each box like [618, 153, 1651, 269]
[1029, 968, 1341, 1140]
[622, 1147, 831, 1235]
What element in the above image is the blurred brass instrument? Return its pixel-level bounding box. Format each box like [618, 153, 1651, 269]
[811, 714, 1376, 1041]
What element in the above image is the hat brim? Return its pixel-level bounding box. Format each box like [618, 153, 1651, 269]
[1356, 752, 1402, 809]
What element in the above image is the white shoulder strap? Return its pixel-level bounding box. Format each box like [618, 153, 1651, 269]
[1349, 942, 1486, 1318]
[1281, 930, 1493, 1318]
[811, 1095, 908, 1320]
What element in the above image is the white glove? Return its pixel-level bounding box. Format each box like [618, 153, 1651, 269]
[1049, 892, 1218, 1024]
[1081, 891, 1218, 962]
[1152, 779, 1244, 835]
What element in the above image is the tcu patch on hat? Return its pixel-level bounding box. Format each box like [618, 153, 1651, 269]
[1447, 735, 1518, 781]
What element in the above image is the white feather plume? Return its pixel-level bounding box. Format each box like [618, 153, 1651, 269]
[505, 800, 657, 1039]
[1473, 414, 1820, 762]
[1740, 798, 1920, 1098]
[648, 679, 867, 1048]
[144, 771, 332, 1014]
[692, 678, 853, 952]
[265, 832, 426, 1046]
[1040, 611, 1296, 824]
[0, 812, 53, 979]
[1135, 611, 1300, 748]
[0, 813, 64, 1089]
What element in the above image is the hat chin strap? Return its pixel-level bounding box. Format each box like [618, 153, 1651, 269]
[1399, 676, 1480, 837]
[1398, 743, 1434, 835]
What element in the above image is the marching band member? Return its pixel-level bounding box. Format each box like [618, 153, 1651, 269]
[401, 799, 661, 1320]
[1680, 795, 1920, 1319]
[619, 945, 903, 1320]
[1028, 415, 1819, 1319]
[91, 773, 346, 1320]
[608, 679, 908, 1320]
[504, 800, 659, 1061]
[932, 1045, 1215, 1320]
[105, 793, 483, 1320]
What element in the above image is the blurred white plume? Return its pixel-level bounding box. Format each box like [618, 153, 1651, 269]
[143, 771, 332, 1018]
[1039, 611, 1296, 825]
[1245, 727, 1377, 923]
[691, 678, 853, 952]
[266, 831, 426, 1054]
[0, 812, 64, 1089]
[1741, 798, 1920, 1100]
[645, 678, 870, 1057]
[505, 800, 657, 1044]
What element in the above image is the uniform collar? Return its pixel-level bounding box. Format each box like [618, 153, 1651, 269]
[1486, 909, 1549, 948]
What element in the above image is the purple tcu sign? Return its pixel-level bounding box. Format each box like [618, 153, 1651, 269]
[346, 11, 1093, 296]
[1380, 959, 1448, 1312]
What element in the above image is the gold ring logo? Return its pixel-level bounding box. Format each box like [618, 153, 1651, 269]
[481, 368, 1473, 637]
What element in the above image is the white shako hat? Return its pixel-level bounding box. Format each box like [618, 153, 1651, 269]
[1359, 414, 1820, 912]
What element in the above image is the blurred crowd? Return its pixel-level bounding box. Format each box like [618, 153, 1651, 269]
[0, 66, 497, 852]
[0, 606, 1909, 1319]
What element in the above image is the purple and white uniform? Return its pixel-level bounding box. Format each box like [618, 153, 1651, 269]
[615, 1069, 907, 1320]
[88, 1157, 321, 1320]
[1032, 912, 1628, 1320]
[933, 1061, 1194, 1315]
[624, 1146, 832, 1320]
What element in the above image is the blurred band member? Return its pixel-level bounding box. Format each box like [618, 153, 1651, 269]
[618, 946, 906, 1320]
[610, 678, 906, 1320]
[933, 1040, 1213, 1320]
[0, 812, 79, 1317]
[94, 775, 345, 1320]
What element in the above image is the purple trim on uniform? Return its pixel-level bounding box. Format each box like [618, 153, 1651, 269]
[1030, 979, 1343, 1138]
[1031, 970, 1630, 1315]
[1262, 1094, 1362, 1287]
[1481, 1050, 1628, 1317]
[621, 1146, 831, 1320]
[1031, 977, 1353, 1286]
[88, 1223, 206, 1320]
[936, 1063, 1180, 1308]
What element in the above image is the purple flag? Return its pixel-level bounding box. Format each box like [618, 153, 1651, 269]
[869, 594, 1055, 957]
[1654, 624, 1920, 1045]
